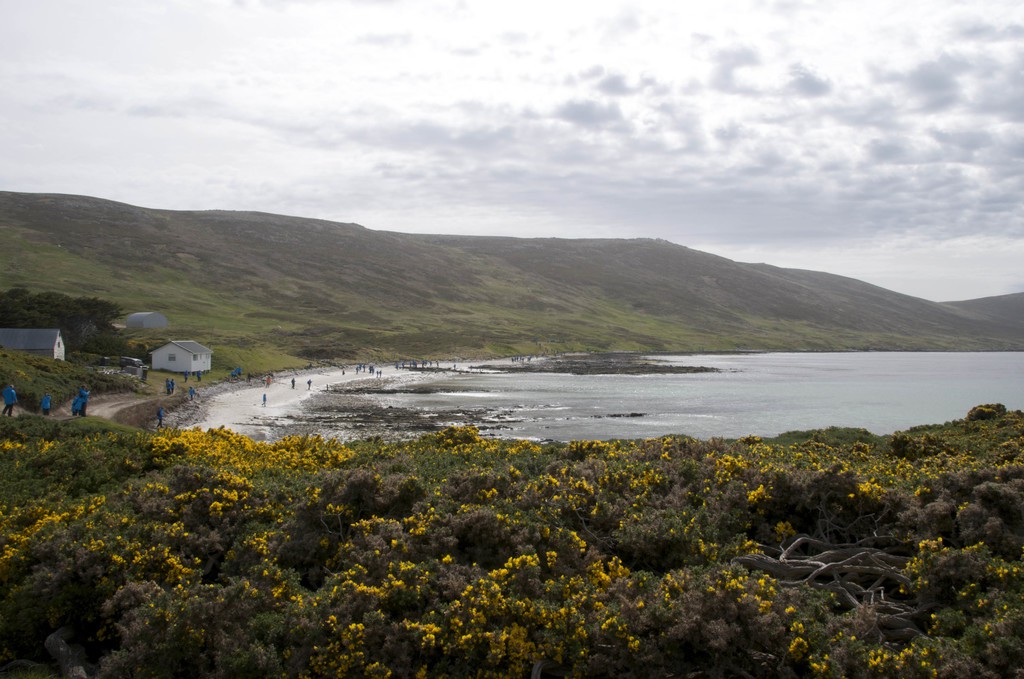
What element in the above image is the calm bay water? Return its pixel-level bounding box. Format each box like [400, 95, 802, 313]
[380, 353, 1024, 441]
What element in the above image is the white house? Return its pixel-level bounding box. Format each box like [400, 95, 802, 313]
[150, 341, 213, 373]
[0, 328, 66, 360]
[126, 312, 169, 329]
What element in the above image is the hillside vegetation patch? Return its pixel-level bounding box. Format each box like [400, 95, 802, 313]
[1, 407, 1023, 677]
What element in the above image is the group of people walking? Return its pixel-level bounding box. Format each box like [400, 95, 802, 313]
[2, 384, 87, 417]
[289, 377, 313, 390]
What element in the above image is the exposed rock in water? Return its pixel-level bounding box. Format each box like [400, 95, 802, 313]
[470, 352, 721, 375]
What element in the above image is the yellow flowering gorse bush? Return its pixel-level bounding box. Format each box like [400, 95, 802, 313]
[0, 408, 1021, 677]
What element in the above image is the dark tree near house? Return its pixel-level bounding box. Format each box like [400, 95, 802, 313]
[0, 287, 127, 354]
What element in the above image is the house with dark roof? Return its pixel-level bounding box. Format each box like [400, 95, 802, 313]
[150, 341, 213, 373]
[0, 328, 66, 360]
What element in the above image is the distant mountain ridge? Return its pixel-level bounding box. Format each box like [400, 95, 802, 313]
[1, 190, 1022, 358]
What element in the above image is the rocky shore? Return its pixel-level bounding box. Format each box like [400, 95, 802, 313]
[272, 385, 494, 441]
[178, 353, 723, 442]
[469, 352, 721, 375]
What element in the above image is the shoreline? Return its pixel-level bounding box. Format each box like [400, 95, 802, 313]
[165, 352, 718, 442]
[159, 351, 1023, 444]
[165, 352, 723, 442]
[170, 367, 383, 440]
[172, 360, 501, 441]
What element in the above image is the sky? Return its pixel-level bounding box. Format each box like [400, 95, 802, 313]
[2, 0, 1022, 302]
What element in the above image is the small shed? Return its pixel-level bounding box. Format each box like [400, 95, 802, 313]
[0, 328, 66, 360]
[150, 341, 213, 373]
[126, 312, 169, 329]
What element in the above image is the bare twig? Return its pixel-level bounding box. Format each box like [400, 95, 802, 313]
[734, 533, 925, 644]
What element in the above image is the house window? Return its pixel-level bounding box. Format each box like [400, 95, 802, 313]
[168, 354, 176, 362]
[193, 354, 199, 360]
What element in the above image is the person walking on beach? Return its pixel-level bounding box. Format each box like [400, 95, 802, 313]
[262, 393, 267, 407]
[291, 377, 296, 389]
[2, 384, 16, 416]
[307, 378, 312, 390]
[156, 406, 165, 428]
[40, 392, 51, 416]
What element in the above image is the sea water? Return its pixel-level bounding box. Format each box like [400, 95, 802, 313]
[378, 352, 1024, 441]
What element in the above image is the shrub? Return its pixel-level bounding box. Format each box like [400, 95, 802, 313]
[966, 403, 1007, 421]
[2, 410, 1024, 676]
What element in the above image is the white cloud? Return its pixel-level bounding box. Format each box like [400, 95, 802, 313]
[709, 46, 762, 94]
[787, 64, 832, 97]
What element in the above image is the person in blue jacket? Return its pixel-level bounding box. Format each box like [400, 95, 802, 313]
[40, 392, 52, 416]
[2, 384, 16, 416]
[77, 385, 90, 417]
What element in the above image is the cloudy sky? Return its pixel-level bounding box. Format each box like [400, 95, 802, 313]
[2, 0, 1022, 301]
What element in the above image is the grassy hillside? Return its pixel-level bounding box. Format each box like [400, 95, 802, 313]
[947, 292, 1024, 334]
[3, 191, 1022, 364]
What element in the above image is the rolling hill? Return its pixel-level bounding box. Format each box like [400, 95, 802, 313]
[2, 190, 1022, 361]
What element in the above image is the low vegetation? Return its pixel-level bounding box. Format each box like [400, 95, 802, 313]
[1, 405, 1022, 677]
[0, 349, 140, 413]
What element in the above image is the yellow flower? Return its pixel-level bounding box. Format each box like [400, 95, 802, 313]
[788, 636, 809, 661]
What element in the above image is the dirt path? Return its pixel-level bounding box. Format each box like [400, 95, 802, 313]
[84, 394, 155, 419]
[43, 391, 180, 429]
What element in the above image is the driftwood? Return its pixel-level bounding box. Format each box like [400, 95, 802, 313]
[532, 658, 570, 678]
[44, 626, 90, 679]
[734, 534, 925, 644]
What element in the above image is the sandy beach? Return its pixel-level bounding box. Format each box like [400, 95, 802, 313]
[170, 359, 505, 441]
[168, 366, 387, 440]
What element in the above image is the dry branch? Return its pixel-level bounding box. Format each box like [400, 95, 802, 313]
[44, 626, 90, 679]
[734, 533, 925, 644]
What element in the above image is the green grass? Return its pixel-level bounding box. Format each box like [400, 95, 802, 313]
[763, 426, 885, 448]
